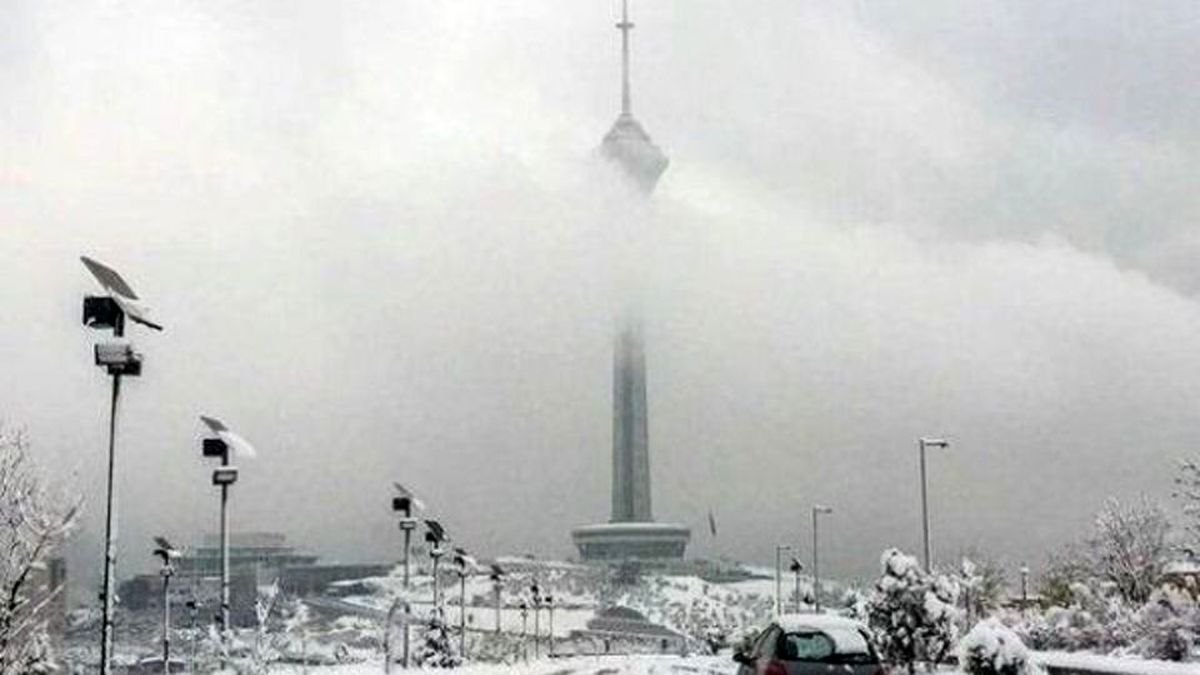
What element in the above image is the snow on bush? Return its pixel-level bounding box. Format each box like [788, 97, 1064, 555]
[866, 548, 959, 673]
[413, 610, 462, 668]
[958, 618, 1042, 675]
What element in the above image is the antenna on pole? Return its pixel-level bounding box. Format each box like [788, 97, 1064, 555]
[617, 0, 634, 115]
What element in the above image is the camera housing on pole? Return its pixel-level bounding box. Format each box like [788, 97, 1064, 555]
[81, 256, 162, 675]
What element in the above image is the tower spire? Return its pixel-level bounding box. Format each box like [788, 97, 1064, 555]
[617, 0, 633, 115]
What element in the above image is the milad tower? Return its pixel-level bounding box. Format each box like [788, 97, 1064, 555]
[571, 0, 691, 561]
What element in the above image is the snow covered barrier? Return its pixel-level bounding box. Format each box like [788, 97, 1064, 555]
[958, 618, 1042, 675]
[1033, 651, 1200, 675]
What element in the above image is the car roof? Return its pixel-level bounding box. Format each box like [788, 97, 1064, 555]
[773, 613, 868, 634]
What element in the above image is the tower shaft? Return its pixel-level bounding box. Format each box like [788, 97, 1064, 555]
[611, 321, 651, 522]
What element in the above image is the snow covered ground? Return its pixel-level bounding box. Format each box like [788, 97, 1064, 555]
[269, 654, 737, 675]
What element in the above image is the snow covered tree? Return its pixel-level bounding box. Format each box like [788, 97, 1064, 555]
[0, 427, 79, 675]
[1082, 498, 1172, 606]
[957, 618, 1041, 675]
[413, 609, 461, 668]
[866, 549, 959, 673]
[956, 555, 1007, 626]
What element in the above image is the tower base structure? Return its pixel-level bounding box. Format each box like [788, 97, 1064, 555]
[571, 522, 690, 561]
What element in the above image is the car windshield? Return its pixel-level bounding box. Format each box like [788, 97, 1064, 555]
[779, 629, 877, 664]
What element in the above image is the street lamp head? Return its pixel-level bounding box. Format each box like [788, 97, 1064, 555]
[424, 519, 446, 544]
[490, 564, 505, 582]
[80, 256, 163, 332]
[152, 536, 181, 565]
[919, 437, 949, 449]
[392, 483, 426, 515]
[813, 505, 833, 515]
[789, 558, 804, 572]
[199, 416, 258, 460]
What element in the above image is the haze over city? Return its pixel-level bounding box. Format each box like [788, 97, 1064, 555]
[3, 0, 1200, 596]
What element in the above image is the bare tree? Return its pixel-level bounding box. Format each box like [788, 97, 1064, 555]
[1082, 497, 1171, 606]
[0, 427, 79, 674]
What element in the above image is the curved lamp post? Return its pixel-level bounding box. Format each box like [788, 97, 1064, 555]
[918, 437, 950, 571]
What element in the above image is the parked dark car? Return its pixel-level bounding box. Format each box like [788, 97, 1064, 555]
[734, 614, 884, 675]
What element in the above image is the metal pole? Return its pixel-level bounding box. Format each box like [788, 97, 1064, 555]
[459, 573, 466, 659]
[1020, 565, 1029, 606]
[402, 528, 411, 589]
[431, 553, 441, 611]
[401, 602, 409, 670]
[533, 600, 540, 659]
[793, 566, 800, 613]
[919, 439, 931, 572]
[774, 546, 782, 616]
[162, 569, 172, 673]
[99, 372, 122, 675]
[548, 600, 554, 656]
[188, 601, 197, 675]
[401, 525, 412, 669]
[220, 454, 231, 670]
[812, 510, 821, 613]
[494, 582, 502, 634]
[520, 608, 528, 663]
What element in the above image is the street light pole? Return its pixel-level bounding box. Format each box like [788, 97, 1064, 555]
[788, 558, 803, 613]
[546, 595, 554, 657]
[81, 256, 161, 675]
[152, 538, 180, 674]
[811, 506, 833, 613]
[489, 565, 505, 635]
[918, 437, 949, 571]
[531, 582, 541, 659]
[391, 485, 423, 670]
[200, 416, 258, 670]
[1020, 564, 1030, 607]
[774, 544, 792, 616]
[519, 601, 528, 663]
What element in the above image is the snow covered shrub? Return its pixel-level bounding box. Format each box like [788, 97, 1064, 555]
[866, 549, 959, 673]
[413, 610, 462, 668]
[1132, 586, 1199, 661]
[958, 619, 1042, 675]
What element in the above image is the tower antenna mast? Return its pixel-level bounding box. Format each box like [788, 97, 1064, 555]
[618, 0, 634, 115]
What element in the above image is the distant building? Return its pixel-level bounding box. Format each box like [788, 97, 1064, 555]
[175, 532, 319, 576]
[571, 605, 686, 653]
[118, 532, 388, 627]
[570, 0, 689, 564]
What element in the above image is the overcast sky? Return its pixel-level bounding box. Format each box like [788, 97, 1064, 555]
[3, 1, 1200, 591]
